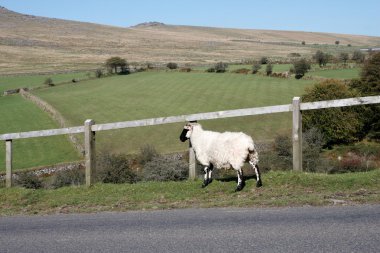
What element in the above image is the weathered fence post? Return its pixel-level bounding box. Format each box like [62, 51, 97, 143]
[5, 140, 12, 188]
[84, 119, 96, 186]
[292, 97, 303, 171]
[189, 141, 196, 180]
[188, 121, 197, 180]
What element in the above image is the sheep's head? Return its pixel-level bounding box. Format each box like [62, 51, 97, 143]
[179, 123, 196, 142]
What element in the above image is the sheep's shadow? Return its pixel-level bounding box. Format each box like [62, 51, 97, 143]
[216, 174, 258, 183]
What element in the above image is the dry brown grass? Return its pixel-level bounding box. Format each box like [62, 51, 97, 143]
[1, 7, 380, 75]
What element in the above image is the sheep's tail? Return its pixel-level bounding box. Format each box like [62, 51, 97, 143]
[248, 141, 259, 165]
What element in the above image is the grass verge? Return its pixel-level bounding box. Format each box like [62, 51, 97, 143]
[1, 170, 379, 216]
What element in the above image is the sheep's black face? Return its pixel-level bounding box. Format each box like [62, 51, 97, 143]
[179, 128, 189, 142]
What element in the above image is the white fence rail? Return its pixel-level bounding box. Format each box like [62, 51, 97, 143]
[2, 95, 380, 187]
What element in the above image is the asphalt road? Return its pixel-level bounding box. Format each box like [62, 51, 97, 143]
[0, 205, 379, 253]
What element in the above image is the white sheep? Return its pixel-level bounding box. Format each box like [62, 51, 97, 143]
[179, 122, 262, 191]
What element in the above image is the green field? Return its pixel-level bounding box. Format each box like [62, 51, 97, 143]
[0, 95, 80, 172]
[1, 65, 361, 171]
[307, 67, 360, 79]
[0, 72, 91, 95]
[33, 71, 314, 155]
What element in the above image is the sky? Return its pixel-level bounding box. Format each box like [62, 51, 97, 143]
[1, 0, 379, 37]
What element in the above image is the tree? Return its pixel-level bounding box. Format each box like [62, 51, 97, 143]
[339, 52, 349, 65]
[214, 62, 228, 73]
[293, 58, 311, 79]
[166, 62, 178, 70]
[314, 50, 329, 67]
[105, 57, 127, 74]
[352, 50, 365, 63]
[252, 62, 261, 74]
[359, 52, 380, 94]
[301, 41, 306, 45]
[302, 79, 364, 147]
[335, 40, 340, 45]
[260, 57, 269, 64]
[265, 63, 273, 76]
[44, 77, 54, 86]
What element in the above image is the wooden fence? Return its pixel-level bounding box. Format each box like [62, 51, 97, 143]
[1, 95, 380, 187]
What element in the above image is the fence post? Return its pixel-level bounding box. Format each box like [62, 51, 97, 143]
[84, 119, 96, 186]
[189, 140, 196, 180]
[292, 97, 303, 171]
[188, 120, 197, 180]
[5, 140, 12, 188]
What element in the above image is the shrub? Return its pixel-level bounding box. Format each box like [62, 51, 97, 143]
[265, 63, 273, 76]
[352, 50, 365, 63]
[96, 152, 138, 184]
[252, 63, 261, 74]
[166, 62, 178, 70]
[138, 144, 159, 165]
[95, 69, 103, 78]
[206, 67, 216, 73]
[16, 172, 43, 189]
[214, 62, 228, 73]
[44, 77, 54, 86]
[302, 128, 325, 172]
[302, 79, 365, 147]
[232, 68, 251, 74]
[143, 155, 188, 181]
[260, 57, 269, 64]
[293, 58, 311, 79]
[51, 168, 85, 189]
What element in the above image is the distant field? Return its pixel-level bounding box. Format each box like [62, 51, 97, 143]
[0, 95, 80, 172]
[0, 72, 91, 95]
[307, 67, 360, 79]
[34, 71, 314, 155]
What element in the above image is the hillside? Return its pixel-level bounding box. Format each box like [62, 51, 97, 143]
[1, 6, 380, 74]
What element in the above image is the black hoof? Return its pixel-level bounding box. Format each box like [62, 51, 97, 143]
[235, 181, 246, 192]
[256, 180, 263, 188]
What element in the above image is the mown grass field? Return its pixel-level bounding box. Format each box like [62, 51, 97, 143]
[0, 72, 91, 95]
[0, 95, 80, 172]
[307, 67, 360, 79]
[34, 71, 314, 155]
[0, 170, 379, 216]
[0, 66, 361, 171]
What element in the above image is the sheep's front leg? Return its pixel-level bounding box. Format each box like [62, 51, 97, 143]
[202, 164, 213, 188]
[235, 169, 245, 192]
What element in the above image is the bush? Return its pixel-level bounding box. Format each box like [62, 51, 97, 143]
[252, 63, 261, 74]
[302, 128, 325, 172]
[143, 155, 188, 181]
[293, 58, 311, 79]
[232, 68, 251, 74]
[166, 62, 178, 70]
[96, 152, 138, 184]
[95, 69, 103, 78]
[352, 50, 365, 63]
[265, 63, 273, 76]
[51, 168, 85, 189]
[138, 144, 159, 165]
[206, 67, 216, 73]
[214, 62, 228, 73]
[16, 172, 43, 189]
[260, 57, 269, 64]
[302, 79, 364, 147]
[44, 77, 54, 86]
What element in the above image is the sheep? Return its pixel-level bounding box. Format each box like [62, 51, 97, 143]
[179, 122, 262, 191]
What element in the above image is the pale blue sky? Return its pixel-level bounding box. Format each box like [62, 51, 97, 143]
[1, 0, 379, 36]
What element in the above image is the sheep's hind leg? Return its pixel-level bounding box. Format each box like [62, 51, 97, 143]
[249, 161, 262, 188]
[248, 150, 263, 187]
[235, 169, 245, 192]
[202, 164, 213, 188]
